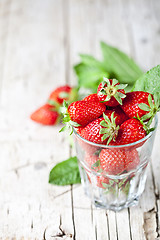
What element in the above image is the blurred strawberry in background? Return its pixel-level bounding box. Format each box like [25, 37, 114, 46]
[30, 104, 60, 125]
[49, 85, 72, 105]
[30, 85, 78, 125]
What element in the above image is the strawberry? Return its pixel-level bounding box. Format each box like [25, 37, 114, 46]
[112, 118, 146, 145]
[76, 129, 99, 155]
[125, 150, 140, 172]
[83, 94, 99, 102]
[85, 153, 99, 168]
[30, 104, 59, 125]
[104, 106, 128, 125]
[97, 78, 127, 106]
[99, 148, 139, 175]
[77, 113, 119, 145]
[96, 175, 110, 188]
[49, 85, 72, 105]
[84, 153, 110, 188]
[61, 100, 106, 129]
[121, 91, 153, 119]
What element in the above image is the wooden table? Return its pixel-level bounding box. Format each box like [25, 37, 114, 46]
[0, 0, 160, 239]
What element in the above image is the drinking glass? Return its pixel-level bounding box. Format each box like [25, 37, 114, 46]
[73, 115, 158, 211]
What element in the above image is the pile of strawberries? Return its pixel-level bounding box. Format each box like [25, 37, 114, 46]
[62, 78, 158, 179]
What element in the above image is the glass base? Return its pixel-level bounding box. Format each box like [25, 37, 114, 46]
[93, 196, 139, 211]
[79, 162, 148, 211]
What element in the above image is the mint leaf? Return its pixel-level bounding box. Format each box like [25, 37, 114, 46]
[100, 42, 143, 87]
[79, 54, 106, 70]
[74, 55, 109, 90]
[49, 156, 81, 185]
[133, 65, 160, 94]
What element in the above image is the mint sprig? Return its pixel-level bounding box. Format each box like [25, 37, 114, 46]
[74, 42, 143, 92]
[49, 156, 81, 185]
[101, 42, 143, 87]
[133, 64, 160, 94]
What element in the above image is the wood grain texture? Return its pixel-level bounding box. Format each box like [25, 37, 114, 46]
[0, 0, 160, 239]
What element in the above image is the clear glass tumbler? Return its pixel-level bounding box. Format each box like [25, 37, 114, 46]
[73, 115, 158, 211]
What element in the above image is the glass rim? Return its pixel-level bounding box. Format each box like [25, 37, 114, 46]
[73, 114, 158, 149]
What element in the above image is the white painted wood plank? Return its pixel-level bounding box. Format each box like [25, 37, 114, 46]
[72, 186, 97, 240]
[107, 210, 118, 240]
[0, 162, 76, 238]
[129, 207, 146, 240]
[151, 115, 160, 196]
[93, 210, 109, 240]
[116, 209, 132, 240]
[121, 1, 160, 238]
[0, 0, 75, 238]
[0, 0, 11, 99]
[125, 0, 160, 71]
[0, 0, 66, 134]
[69, 0, 131, 85]
[139, 165, 156, 212]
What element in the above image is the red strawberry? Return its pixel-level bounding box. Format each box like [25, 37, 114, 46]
[67, 100, 106, 127]
[76, 133, 99, 155]
[112, 118, 146, 145]
[97, 175, 110, 188]
[77, 114, 119, 145]
[97, 78, 127, 106]
[30, 104, 59, 125]
[79, 117, 107, 144]
[85, 153, 99, 168]
[104, 106, 128, 125]
[125, 150, 140, 171]
[121, 91, 152, 119]
[99, 148, 139, 175]
[83, 94, 99, 102]
[84, 153, 110, 188]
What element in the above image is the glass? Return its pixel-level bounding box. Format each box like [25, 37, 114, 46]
[73, 115, 158, 211]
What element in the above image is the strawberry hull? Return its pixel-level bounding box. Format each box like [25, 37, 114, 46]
[73, 115, 158, 211]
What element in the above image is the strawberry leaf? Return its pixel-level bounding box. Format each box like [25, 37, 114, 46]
[114, 93, 123, 105]
[100, 112, 119, 144]
[99, 120, 108, 127]
[59, 92, 70, 98]
[116, 83, 128, 90]
[91, 159, 100, 169]
[138, 103, 150, 112]
[102, 134, 110, 141]
[69, 121, 81, 127]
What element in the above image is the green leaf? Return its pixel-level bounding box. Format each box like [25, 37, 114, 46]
[133, 65, 160, 94]
[100, 42, 143, 86]
[138, 103, 150, 112]
[99, 128, 109, 134]
[49, 157, 81, 186]
[79, 54, 106, 70]
[59, 92, 70, 98]
[69, 120, 81, 127]
[59, 125, 68, 133]
[141, 112, 152, 121]
[74, 58, 109, 90]
[91, 159, 100, 169]
[153, 92, 160, 108]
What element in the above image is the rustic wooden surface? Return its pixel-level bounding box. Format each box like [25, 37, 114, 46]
[0, 0, 160, 239]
